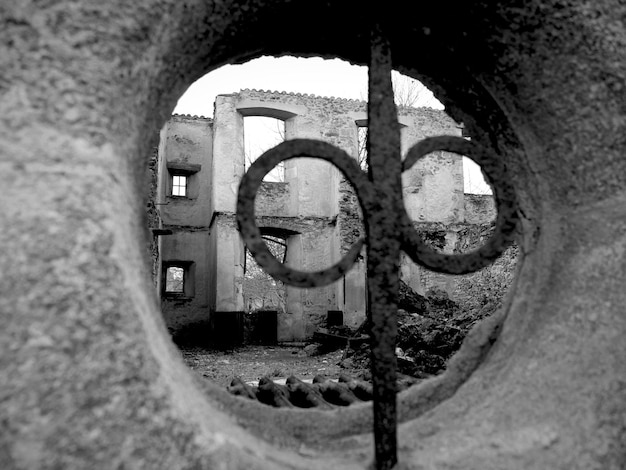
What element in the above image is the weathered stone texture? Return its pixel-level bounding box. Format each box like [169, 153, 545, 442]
[2, 1, 625, 469]
[255, 181, 290, 216]
[158, 115, 213, 226]
[146, 147, 161, 285]
[464, 193, 496, 224]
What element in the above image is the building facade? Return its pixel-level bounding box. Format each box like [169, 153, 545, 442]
[155, 89, 506, 344]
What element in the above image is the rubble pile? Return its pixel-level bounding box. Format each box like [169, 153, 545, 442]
[226, 281, 502, 406]
[341, 281, 500, 379]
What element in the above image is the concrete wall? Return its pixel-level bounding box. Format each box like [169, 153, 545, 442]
[213, 215, 245, 312]
[212, 95, 244, 214]
[399, 108, 465, 224]
[160, 230, 211, 337]
[158, 115, 213, 227]
[6, 3, 625, 468]
[156, 115, 214, 342]
[397, 194, 507, 312]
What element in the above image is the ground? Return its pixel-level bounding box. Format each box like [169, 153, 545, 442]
[180, 345, 361, 387]
[179, 284, 506, 389]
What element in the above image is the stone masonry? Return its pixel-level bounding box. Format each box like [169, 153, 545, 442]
[156, 89, 508, 344]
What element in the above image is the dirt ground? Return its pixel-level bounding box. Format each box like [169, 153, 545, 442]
[180, 345, 361, 387]
[177, 283, 507, 390]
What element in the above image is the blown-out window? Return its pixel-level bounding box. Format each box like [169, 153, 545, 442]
[357, 124, 368, 171]
[166, 161, 201, 198]
[244, 116, 286, 182]
[165, 266, 184, 293]
[172, 175, 187, 197]
[162, 261, 195, 298]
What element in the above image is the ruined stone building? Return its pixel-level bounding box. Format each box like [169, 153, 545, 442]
[154, 89, 512, 344]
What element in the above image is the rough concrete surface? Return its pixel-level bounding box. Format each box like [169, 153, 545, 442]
[1, 1, 625, 469]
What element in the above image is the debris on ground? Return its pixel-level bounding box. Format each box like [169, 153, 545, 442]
[227, 373, 384, 409]
[181, 280, 502, 395]
[311, 326, 368, 353]
[336, 282, 500, 378]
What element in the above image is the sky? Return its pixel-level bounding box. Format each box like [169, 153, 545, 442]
[173, 56, 443, 116]
[173, 56, 491, 194]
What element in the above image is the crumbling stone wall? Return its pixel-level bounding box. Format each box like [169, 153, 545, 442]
[398, 193, 517, 315]
[146, 146, 161, 286]
[158, 90, 501, 341]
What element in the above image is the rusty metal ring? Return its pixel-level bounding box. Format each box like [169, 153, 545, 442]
[400, 136, 518, 274]
[237, 139, 369, 288]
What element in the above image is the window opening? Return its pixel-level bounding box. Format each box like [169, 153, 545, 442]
[165, 266, 184, 294]
[460, 133, 492, 195]
[243, 235, 287, 314]
[244, 116, 286, 182]
[463, 157, 492, 195]
[391, 71, 440, 108]
[172, 175, 187, 196]
[357, 125, 369, 171]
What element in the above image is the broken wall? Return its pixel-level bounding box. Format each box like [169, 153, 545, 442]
[158, 90, 516, 343]
[156, 115, 214, 343]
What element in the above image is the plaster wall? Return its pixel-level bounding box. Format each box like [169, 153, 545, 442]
[156, 126, 169, 214]
[160, 231, 211, 334]
[158, 115, 213, 227]
[206, 216, 218, 314]
[342, 259, 368, 328]
[212, 95, 245, 213]
[399, 109, 464, 224]
[213, 216, 245, 312]
[230, 90, 467, 227]
[398, 156, 499, 305]
[281, 234, 305, 341]
[252, 215, 341, 341]
[207, 91, 375, 341]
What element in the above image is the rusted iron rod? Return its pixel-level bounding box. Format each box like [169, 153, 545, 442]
[365, 23, 401, 470]
[236, 20, 518, 470]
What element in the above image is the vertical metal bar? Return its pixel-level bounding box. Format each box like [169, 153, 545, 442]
[366, 22, 401, 470]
